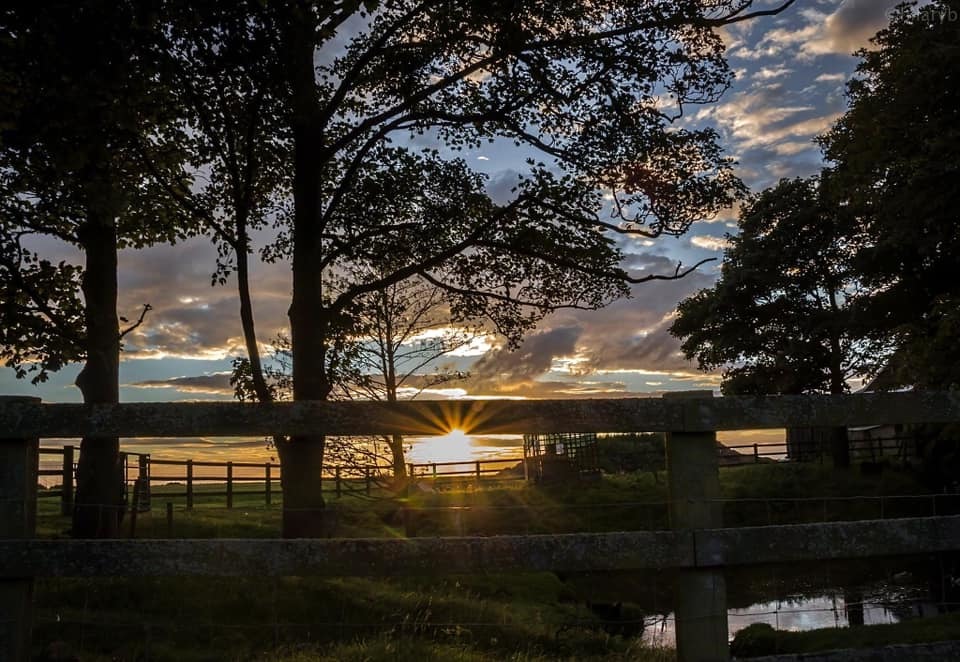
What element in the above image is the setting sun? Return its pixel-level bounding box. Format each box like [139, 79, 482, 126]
[408, 428, 475, 464]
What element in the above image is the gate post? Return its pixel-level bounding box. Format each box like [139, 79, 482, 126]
[0, 396, 40, 662]
[664, 390, 728, 662]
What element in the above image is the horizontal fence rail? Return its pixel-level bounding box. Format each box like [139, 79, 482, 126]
[1, 515, 957, 578]
[3, 391, 960, 438]
[4, 391, 960, 662]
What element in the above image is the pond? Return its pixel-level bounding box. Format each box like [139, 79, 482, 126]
[563, 555, 958, 646]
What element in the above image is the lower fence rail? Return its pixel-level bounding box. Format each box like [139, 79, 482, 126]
[2, 515, 958, 577]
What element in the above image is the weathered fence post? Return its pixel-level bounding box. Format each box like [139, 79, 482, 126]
[753, 443, 759, 464]
[475, 461, 481, 485]
[61, 444, 74, 516]
[664, 390, 728, 662]
[136, 454, 151, 513]
[186, 459, 194, 510]
[0, 396, 39, 662]
[335, 466, 342, 498]
[265, 462, 272, 506]
[226, 461, 234, 509]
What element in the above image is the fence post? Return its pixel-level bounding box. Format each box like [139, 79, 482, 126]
[335, 467, 342, 498]
[128, 485, 140, 538]
[61, 444, 74, 516]
[0, 395, 40, 662]
[136, 454, 151, 513]
[753, 443, 759, 464]
[664, 390, 728, 662]
[226, 461, 234, 509]
[265, 462, 272, 506]
[186, 459, 194, 510]
[475, 461, 481, 485]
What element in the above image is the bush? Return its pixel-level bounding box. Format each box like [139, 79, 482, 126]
[730, 622, 778, 658]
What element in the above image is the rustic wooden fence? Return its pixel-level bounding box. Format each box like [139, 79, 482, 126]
[32, 438, 803, 514]
[3, 390, 960, 662]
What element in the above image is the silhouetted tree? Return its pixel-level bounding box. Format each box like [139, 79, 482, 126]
[0, 2, 192, 536]
[90, 0, 792, 536]
[670, 177, 875, 396]
[670, 176, 879, 467]
[266, 0, 795, 536]
[820, 0, 960, 389]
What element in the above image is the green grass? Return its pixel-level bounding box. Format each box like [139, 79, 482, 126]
[31, 462, 954, 661]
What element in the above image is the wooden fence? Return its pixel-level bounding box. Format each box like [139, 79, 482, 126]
[3, 390, 960, 662]
[32, 437, 818, 514]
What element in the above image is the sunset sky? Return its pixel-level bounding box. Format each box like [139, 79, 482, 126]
[1, 0, 906, 408]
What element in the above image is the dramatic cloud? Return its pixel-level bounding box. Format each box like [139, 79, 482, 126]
[690, 235, 731, 251]
[117, 239, 290, 361]
[803, 0, 903, 56]
[2, 0, 906, 409]
[129, 373, 234, 396]
[463, 252, 721, 396]
[468, 326, 582, 394]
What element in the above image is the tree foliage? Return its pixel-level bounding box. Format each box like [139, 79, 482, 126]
[178, 0, 791, 535]
[670, 177, 875, 395]
[0, 1, 192, 536]
[819, 0, 960, 389]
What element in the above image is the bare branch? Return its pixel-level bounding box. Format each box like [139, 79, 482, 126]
[626, 257, 716, 284]
[119, 303, 153, 340]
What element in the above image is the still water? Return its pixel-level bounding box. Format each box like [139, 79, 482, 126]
[644, 592, 938, 647]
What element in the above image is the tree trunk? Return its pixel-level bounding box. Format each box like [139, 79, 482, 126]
[72, 214, 123, 538]
[389, 433, 408, 483]
[276, 437, 334, 537]
[235, 228, 272, 404]
[831, 425, 851, 469]
[282, 11, 331, 537]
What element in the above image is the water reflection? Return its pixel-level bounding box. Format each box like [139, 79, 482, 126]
[644, 593, 937, 647]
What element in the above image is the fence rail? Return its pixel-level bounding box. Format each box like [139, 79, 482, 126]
[3, 391, 960, 662]
[2, 515, 957, 577]
[3, 391, 960, 438]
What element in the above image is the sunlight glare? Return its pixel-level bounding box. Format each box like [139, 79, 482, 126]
[410, 428, 475, 464]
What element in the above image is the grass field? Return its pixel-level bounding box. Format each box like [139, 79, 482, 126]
[30, 462, 960, 661]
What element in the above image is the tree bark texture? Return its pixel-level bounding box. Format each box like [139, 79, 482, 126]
[73, 213, 123, 538]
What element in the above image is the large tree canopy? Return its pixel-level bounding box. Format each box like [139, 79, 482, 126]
[172, 0, 795, 536]
[2, 1, 797, 538]
[669, 176, 873, 396]
[820, 0, 960, 389]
